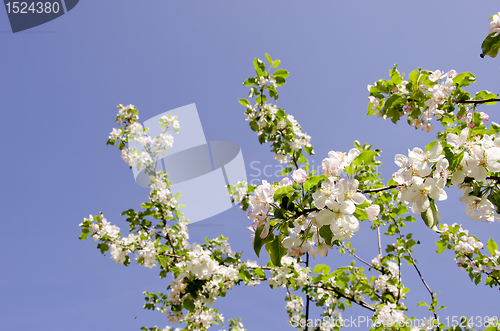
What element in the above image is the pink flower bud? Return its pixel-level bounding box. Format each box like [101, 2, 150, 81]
[292, 169, 308, 184]
[366, 205, 381, 221]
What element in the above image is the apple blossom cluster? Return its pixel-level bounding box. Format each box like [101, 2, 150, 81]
[219, 319, 246, 331]
[459, 111, 489, 129]
[372, 261, 401, 296]
[423, 74, 453, 125]
[241, 57, 314, 169]
[312, 176, 366, 238]
[446, 128, 500, 183]
[368, 68, 460, 133]
[246, 179, 275, 236]
[141, 235, 256, 330]
[144, 318, 247, 331]
[80, 212, 190, 269]
[438, 224, 500, 286]
[285, 294, 304, 326]
[108, 104, 179, 171]
[257, 75, 277, 89]
[243, 101, 312, 164]
[310, 287, 341, 322]
[392, 142, 448, 214]
[148, 172, 180, 214]
[267, 256, 310, 289]
[417, 69, 457, 131]
[227, 180, 249, 204]
[488, 12, 500, 37]
[458, 185, 499, 224]
[322, 149, 360, 177]
[244, 144, 386, 262]
[374, 303, 406, 328]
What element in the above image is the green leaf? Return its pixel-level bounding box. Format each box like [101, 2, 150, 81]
[304, 145, 314, 155]
[249, 121, 259, 132]
[79, 228, 91, 240]
[253, 58, 265, 76]
[481, 32, 500, 58]
[272, 59, 281, 67]
[487, 238, 499, 256]
[453, 72, 476, 87]
[253, 225, 268, 257]
[265, 234, 286, 266]
[314, 264, 331, 274]
[443, 147, 464, 172]
[436, 241, 446, 254]
[489, 122, 500, 134]
[98, 243, 109, 254]
[487, 190, 500, 214]
[409, 70, 420, 85]
[421, 199, 439, 231]
[383, 95, 404, 123]
[319, 225, 334, 245]
[304, 175, 324, 192]
[243, 77, 256, 86]
[473, 90, 499, 104]
[280, 167, 293, 176]
[353, 150, 378, 166]
[183, 299, 195, 312]
[273, 69, 289, 78]
[390, 64, 403, 85]
[273, 186, 294, 201]
[239, 99, 250, 106]
[344, 162, 355, 176]
[265, 53, 272, 64]
[474, 274, 482, 285]
[425, 140, 437, 152]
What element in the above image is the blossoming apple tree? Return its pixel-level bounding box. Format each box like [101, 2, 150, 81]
[79, 13, 500, 331]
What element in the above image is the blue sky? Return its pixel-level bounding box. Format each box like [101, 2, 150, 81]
[1, 1, 500, 330]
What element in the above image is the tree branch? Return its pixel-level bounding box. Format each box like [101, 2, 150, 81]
[360, 184, 401, 193]
[377, 226, 383, 256]
[393, 220, 439, 326]
[457, 98, 500, 105]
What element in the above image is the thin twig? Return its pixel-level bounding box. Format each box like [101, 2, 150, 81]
[393, 220, 439, 325]
[309, 284, 376, 312]
[304, 253, 310, 331]
[377, 226, 382, 256]
[340, 243, 373, 268]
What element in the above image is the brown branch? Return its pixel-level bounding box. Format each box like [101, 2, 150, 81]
[158, 205, 180, 262]
[458, 98, 500, 105]
[360, 184, 401, 193]
[305, 253, 310, 331]
[464, 176, 500, 182]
